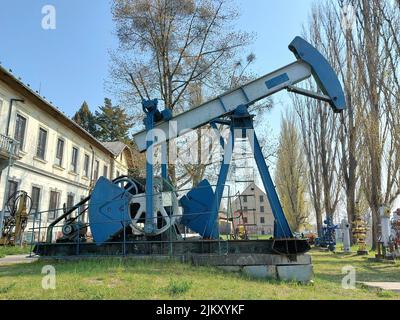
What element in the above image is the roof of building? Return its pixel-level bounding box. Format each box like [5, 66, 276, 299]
[0, 64, 131, 159]
[241, 182, 266, 196]
[102, 141, 127, 156]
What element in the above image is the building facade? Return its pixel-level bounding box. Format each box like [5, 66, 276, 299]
[232, 183, 275, 236]
[0, 65, 134, 242]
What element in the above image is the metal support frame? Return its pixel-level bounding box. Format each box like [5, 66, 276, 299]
[143, 100, 157, 235]
[212, 106, 292, 239]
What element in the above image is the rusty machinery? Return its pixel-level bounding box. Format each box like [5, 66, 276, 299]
[392, 209, 400, 248]
[352, 208, 369, 256]
[0, 190, 32, 246]
[376, 206, 400, 260]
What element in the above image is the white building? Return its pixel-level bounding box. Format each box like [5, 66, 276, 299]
[0, 65, 134, 242]
[232, 183, 275, 236]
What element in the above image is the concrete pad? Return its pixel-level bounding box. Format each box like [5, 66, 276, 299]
[360, 282, 400, 293]
[0, 254, 38, 266]
[276, 265, 313, 283]
[191, 253, 312, 266]
[243, 265, 277, 279]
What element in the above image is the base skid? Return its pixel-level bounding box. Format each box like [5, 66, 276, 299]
[33, 239, 310, 257]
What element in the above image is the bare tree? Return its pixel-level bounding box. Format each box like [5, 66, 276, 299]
[293, 2, 342, 236]
[349, 0, 400, 249]
[275, 112, 310, 232]
[110, 0, 254, 183]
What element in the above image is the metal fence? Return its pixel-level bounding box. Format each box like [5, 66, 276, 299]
[27, 184, 240, 258]
[0, 134, 19, 158]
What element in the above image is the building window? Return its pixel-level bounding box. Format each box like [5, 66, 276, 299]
[93, 160, 100, 181]
[260, 206, 265, 213]
[31, 186, 41, 218]
[48, 191, 60, 220]
[66, 193, 75, 218]
[243, 206, 248, 212]
[6, 180, 19, 213]
[243, 195, 247, 203]
[103, 165, 108, 178]
[67, 193, 75, 210]
[260, 195, 264, 202]
[116, 170, 120, 177]
[83, 154, 90, 177]
[260, 217, 265, 224]
[243, 217, 248, 224]
[79, 196, 87, 222]
[36, 128, 47, 160]
[71, 147, 79, 173]
[14, 114, 26, 150]
[55, 138, 64, 167]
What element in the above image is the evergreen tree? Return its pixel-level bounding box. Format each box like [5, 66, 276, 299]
[94, 98, 133, 143]
[72, 101, 97, 136]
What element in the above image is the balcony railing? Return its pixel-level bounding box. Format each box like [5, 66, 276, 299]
[0, 134, 20, 159]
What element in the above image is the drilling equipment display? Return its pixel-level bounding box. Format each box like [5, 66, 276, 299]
[0, 190, 32, 246]
[340, 218, 351, 253]
[352, 211, 368, 256]
[376, 206, 400, 260]
[393, 209, 400, 248]
[33, 36, 346, 268]
[315, 217, 338, 252]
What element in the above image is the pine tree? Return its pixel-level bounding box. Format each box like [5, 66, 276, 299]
[72, 101, 97, 136]
[94, 98, 133, 143]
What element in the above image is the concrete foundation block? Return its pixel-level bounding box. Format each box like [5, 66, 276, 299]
[218, 266, 242, 272]
[276, 265, 313, 283]
[242, 265, 277, 279]
[191, 253, 312, 266]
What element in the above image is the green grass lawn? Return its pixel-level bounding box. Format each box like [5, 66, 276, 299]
[0, 248, 399, 300]
[0, 246, 31, 258]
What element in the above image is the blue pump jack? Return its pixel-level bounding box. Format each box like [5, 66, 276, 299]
[78, 36, 346, 245]
[137, 36, 346, 241]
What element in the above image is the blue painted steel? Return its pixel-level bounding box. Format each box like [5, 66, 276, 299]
[142, 99, 174, 234]
[236, 111, 293, 238]
[180, 107, 293, 239]
[88, 177, 132, 245]
[289, 36, 346, 113]
[180, 120, 234, 239]
[179, 180, 218, 239]
[210, 122, 226, 149]
[250, 126, 292, 238]
[161, 109, 173, 121]
[315, 217, 338, 251]
[161, 142, 168, 180]
[143, 99, 158, 234]
[265, 73, 290, 89]
[213, 126, 234, 226]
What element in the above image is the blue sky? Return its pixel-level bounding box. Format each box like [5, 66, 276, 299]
[0, 0, 314, 134]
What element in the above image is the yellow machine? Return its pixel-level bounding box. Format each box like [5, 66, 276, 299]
[0, 191, 31, 246]
[352, 211, 368, 256]
[236, 225, 248, 240]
